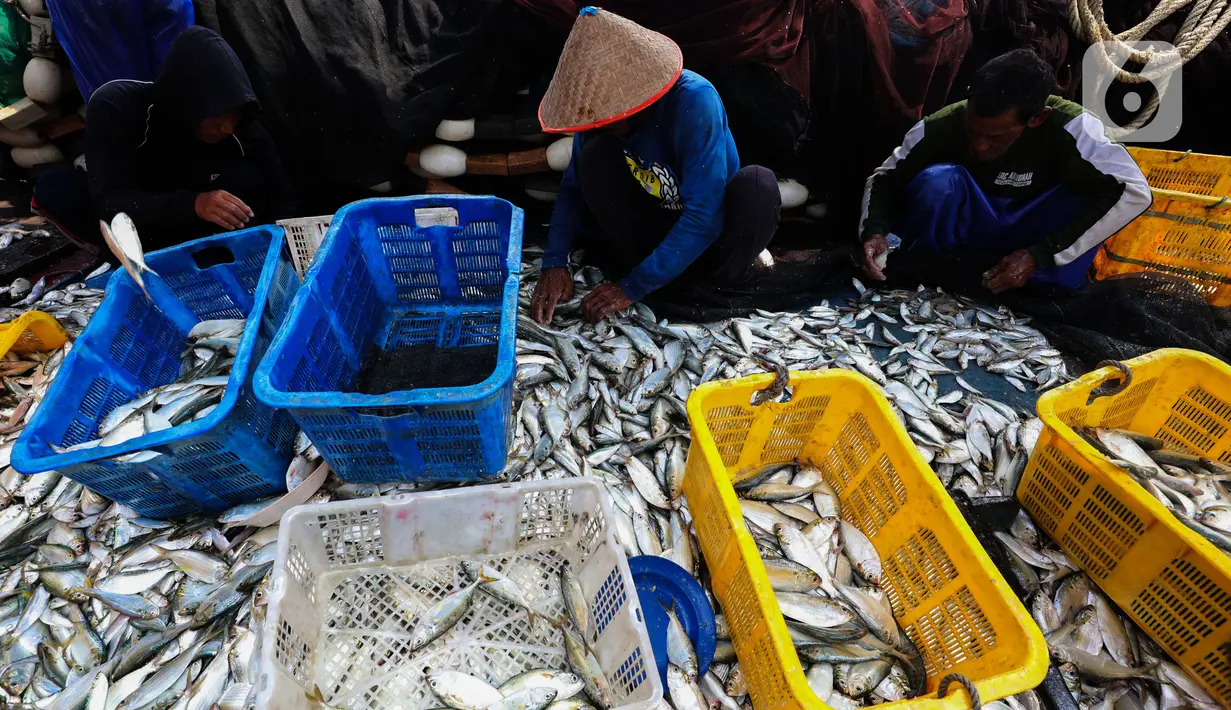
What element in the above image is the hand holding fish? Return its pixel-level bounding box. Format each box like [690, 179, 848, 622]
[580, 281, 631, 323]
[859, 234, 889, 282]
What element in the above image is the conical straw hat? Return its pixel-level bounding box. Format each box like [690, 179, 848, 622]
[539, 7, 683, 133]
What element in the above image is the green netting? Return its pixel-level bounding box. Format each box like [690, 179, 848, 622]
[0, 3, 30, 108]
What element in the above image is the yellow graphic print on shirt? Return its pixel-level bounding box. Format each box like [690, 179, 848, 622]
[625, 153, 682, 211]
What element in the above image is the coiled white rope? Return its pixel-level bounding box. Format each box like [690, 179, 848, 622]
[1069, 0, 1231, 134]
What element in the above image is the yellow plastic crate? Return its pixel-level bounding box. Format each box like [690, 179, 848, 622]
[684, 370, 1046, 710]
[1126, 147, 1231, 197]
[1093, 188, 1231, 306]
[0, 310, 66, 358]
[1017, 349, 1231, 706]
[1094, 146, 1231, 305]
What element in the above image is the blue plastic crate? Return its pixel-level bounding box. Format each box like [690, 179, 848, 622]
[13, 226, 302, 518]
[254, 195, 523, 483]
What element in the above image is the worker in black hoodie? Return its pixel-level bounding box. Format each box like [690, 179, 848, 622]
[32, 27, 294, 251]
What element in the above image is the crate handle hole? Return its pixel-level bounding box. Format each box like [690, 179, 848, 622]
[1086, 360, 1133, 405]
[191, 245, 237, 270]
[750, 384, 793, 407]
[750, 353, 792, 406]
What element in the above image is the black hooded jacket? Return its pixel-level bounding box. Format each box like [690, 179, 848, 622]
[85, 27, 294, 238]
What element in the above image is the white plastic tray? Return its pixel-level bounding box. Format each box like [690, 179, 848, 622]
[276, 215, 331, 278]
[257, 479, 661, 710]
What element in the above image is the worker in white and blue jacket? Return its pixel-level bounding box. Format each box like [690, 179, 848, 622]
[529, 7, 781, 324]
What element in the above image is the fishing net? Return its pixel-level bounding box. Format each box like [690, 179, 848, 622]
[1001, 273, 1231, 365]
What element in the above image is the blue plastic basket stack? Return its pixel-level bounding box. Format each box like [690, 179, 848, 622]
[254, 196, 523, 483]
[13, 227, 301, 518]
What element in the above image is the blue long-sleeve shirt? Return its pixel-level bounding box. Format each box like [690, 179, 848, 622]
[542, 70, 740, 301]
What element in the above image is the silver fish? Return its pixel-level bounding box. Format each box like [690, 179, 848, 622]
[407, 579, 483, 652]
[661, 600, 698, 678]
[667, 664, 708, 710]
[499, 670, 584, 701]
[563, 627, 614, 710]
[489, 687, 559, 710]
[426, 669, 504, 710]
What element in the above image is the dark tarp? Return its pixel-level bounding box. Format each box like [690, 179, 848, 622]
[513, 0, 813, 96]
[803, 0, 974, 237]
[194, 0, 563, 211]
[514, 0, 973, 184]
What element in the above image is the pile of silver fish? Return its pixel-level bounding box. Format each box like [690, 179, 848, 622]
[512, 256, 1057, 505]
[0, 457, 278, 710]
[0, 226, 52, 251]
[1080, 427, 1231, 554]
[998, 510, 1221, 709]
[0, 264, 110, 338]
[52, 318, 246, 456]
[423, 668, 593, 710]
[733, 463, 925, 707]
[0, 246, 1212, 710]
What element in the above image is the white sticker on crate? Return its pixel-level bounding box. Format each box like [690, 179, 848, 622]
[287, 543, 317, 605]
[414, 207, 460, 228]
[275, 618, 312, 684]
[578, 509, 606, 564]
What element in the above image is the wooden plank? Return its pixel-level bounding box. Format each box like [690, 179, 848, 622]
[508, 148, 549, 175]
[466, 153, 508, 176]
[43, 115, 85, 140]
[0, 99, 51, 131]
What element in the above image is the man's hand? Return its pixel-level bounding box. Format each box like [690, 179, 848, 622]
[195, 190, 253, 230]
[859, 234, 889, 281]
[984, 249, 1037, 293]
[581, 281, 633, 323]
[530, 267, 574, 325]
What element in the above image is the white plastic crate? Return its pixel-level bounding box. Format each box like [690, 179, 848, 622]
[277, 215, 332, 278]
[257, 479, 661, 710]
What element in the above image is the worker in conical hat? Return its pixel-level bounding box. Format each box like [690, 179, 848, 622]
[529, 7, 781, 325]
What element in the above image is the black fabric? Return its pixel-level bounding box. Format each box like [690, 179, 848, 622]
[708, 63, 810, 180]
[154, 25, 259, 127]
[646, 239, 853, 321]
[85, 26, 294, 243]
[195, 0, 553, 208]
[573, 132, 782, 289]
[32, 166, 103, 249]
